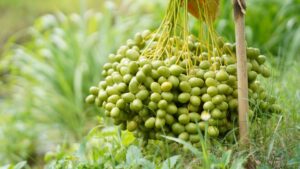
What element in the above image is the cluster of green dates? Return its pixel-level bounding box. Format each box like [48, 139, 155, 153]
[86, 30, 281, 143]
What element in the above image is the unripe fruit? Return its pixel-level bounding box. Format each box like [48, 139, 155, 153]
[200, 60, 210, 70]
[126, 49, 139, 61]
[191, 87, 201, 96]
[142, 29, 151, 38]
[217, 102, 229, 111]
[227, 75, 237, 85]
[127, 121, 138, 131]
[130, 99, 143, 111]
[98, 91, 108, 102]
[142, 64, 152, 75]
[139, 108, 149, 117]
[178, 107, 189, 115]
[178, 132, 189, 141]
[178, 93, 191, 103]
[229, 99, 238, 110]
[189, 77, 204, 87]
[261, 66, 271, 78]
[87, 31, 279, 144]
[148, 101, 157, 111]
[180, 81, 192, 92]
[150, 93, 161, 102]
[117, 83, 127, 92]
[151, 82, 161, 93]
[216, 69, 229, 81]
[217, 84, 230, 94]
[151, 69, 159, 80]
[207, 86, 218, 96]
[89, 86, 99, 95]
[122, 93, 135, 102]
[136, 90, 149, 101]
[168, 76, 180, 88]
[161, 82, 173, 92]
[172, 123, 185, 134]
[123, 74, 132, 84]
[195, 69, 205, 79]
[247, 47, 260, 59]
[157, 66, 170, 77]
[117, 46, 129, 56]
[248, 71, 257, 82]
[136, 71, 146, 83]
[165, 114, 175, 125]
[158, 76, 167, 84]
[208, 126, 219, 137]
[86, 95, 95, 104]
[169, 65, 184, 76]
[211, 108, 223, 119]
[155, 118, 165, 129]
[257, 55, 266, 65]
[189, 112, 201, 122]
[129, 78, 139, 94]
[226, 64, 237, 75]
[108, 95, 120, 104]
[251, 60, 261, 73]
[145, 117, 155, 129]
[205, 78, 217, 86]
[190, 96, 201, 106]
[166, 104, 178, 114]
[157, 109, 167, 118]
[212, 95, 223, 105]
[111, 107, 120, 117]
[189, 134, 200, 143]
[134, 32, 143, 44]
[201, 94, 212, 102]
[203, 101, 214, 111]
[185, 123, 198, 134]
[178, 114, 190, 125]
[129, 61, 139, 75]
[158, 100, 168, 110]
[204, 71, 216, 79]
[105, 102, 115, 111]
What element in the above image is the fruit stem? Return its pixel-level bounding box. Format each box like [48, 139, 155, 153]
[233, 0, 249, 147]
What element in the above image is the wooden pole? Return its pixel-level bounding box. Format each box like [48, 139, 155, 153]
[233, 0, 249, 146]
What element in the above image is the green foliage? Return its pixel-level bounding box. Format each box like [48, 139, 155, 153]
[44, 124, 245, 169]
[0, 11, 105, 164]
[215, 0, 300, 61]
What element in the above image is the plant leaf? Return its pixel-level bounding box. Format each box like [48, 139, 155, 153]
[162, 155, 181, 169]
[162, 136, 202, 158]
[137, 158, 156, 169]
[126, 145, 142, 164]
[221, 150, 232, 166]
[121, 131, 135, 146]
[13, 161, 27, 169]
[230, 156, 247, 169]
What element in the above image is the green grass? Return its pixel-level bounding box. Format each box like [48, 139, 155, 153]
[0, 0, 117, 51]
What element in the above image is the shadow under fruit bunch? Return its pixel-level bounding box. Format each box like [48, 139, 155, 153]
[86, 0, 282, 144]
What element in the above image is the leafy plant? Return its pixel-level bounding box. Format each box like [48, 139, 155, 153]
[215, 0, 300, 62]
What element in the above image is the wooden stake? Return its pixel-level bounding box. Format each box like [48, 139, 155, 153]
[233, 0, 249, 146]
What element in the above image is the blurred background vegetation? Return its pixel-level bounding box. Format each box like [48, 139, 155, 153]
[0, 0, 299, 168]
[0, 0, 97, 50]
